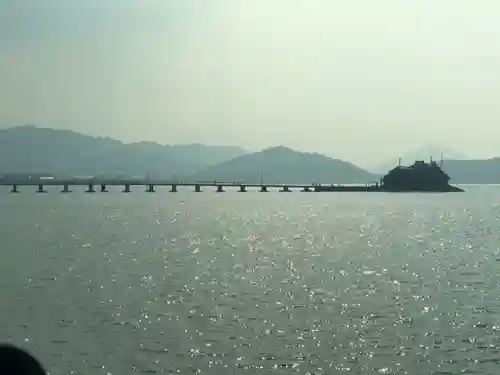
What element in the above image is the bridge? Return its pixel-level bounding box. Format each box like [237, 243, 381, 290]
[0, 179, 382, 193]
[0, 179, 319, 193]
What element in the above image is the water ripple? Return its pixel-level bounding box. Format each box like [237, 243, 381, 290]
[1, 189, 500, 374]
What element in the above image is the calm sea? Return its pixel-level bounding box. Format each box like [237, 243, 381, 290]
[1, 186, 500, 375]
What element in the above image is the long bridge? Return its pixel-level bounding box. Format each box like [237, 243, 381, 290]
[0, 179, 378, 193]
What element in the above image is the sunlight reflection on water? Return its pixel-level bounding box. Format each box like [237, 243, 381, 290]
[1, 188, 500, 374]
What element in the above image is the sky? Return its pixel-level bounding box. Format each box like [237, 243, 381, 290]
[1, 0, 500, 168]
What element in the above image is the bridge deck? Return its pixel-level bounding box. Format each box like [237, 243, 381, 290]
[0, 180, 344, 188]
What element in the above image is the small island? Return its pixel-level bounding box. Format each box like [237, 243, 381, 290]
[380, 160, 463, 192]
[315, 160, 464, 192]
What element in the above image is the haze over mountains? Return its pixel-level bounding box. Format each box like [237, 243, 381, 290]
[441, 159, 500, 185]
[1, 125, 500, 184]
[0, 125, 247, 179]
[0, 126, 376, 184]
[189, 146, 375, 184]
[372, 145, 470, 173]
[370, 146, 500, 184]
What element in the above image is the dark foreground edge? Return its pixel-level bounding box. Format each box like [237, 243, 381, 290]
[0, 345, 46, 375]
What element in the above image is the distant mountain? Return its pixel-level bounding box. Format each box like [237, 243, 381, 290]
[0, 125, 247, 178]
[6, 125, 496, 185]
[187, 146, 376, 184]
[442, 158, 500, 184]
[372, 145, 470, 173]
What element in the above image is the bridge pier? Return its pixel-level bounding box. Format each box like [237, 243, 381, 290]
[301, 186, 312, 192]
[123, 184, 131, 193]
[86, 184, 95, 193]
[61, 184, 71, 193]
[195, 184, 201, 192]
[170, 184, 177, 192]
[146, 184, 155, 193]
[280, 186, 291, 192]
[216, 185, 225, 192]
[36, 184, 47, 193]
[260, 185, 268, 192]
[100, 184, 107, 192]
[239, 185, 247, 192]
[11, 184, 19, 193]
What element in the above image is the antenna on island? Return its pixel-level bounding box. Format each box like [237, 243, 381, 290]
[440, 152, 444, 167]
[398, 157, 401, 166]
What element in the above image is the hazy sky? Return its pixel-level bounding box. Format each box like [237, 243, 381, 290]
[2, 0, 500, 167]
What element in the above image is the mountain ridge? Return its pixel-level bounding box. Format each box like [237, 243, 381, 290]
[2, 125, 500, 184]
[441, 158, 500, 184]
[0, 125, 247, 178]
[187, 145, 377, 184]
[371, 145, 470, 173]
